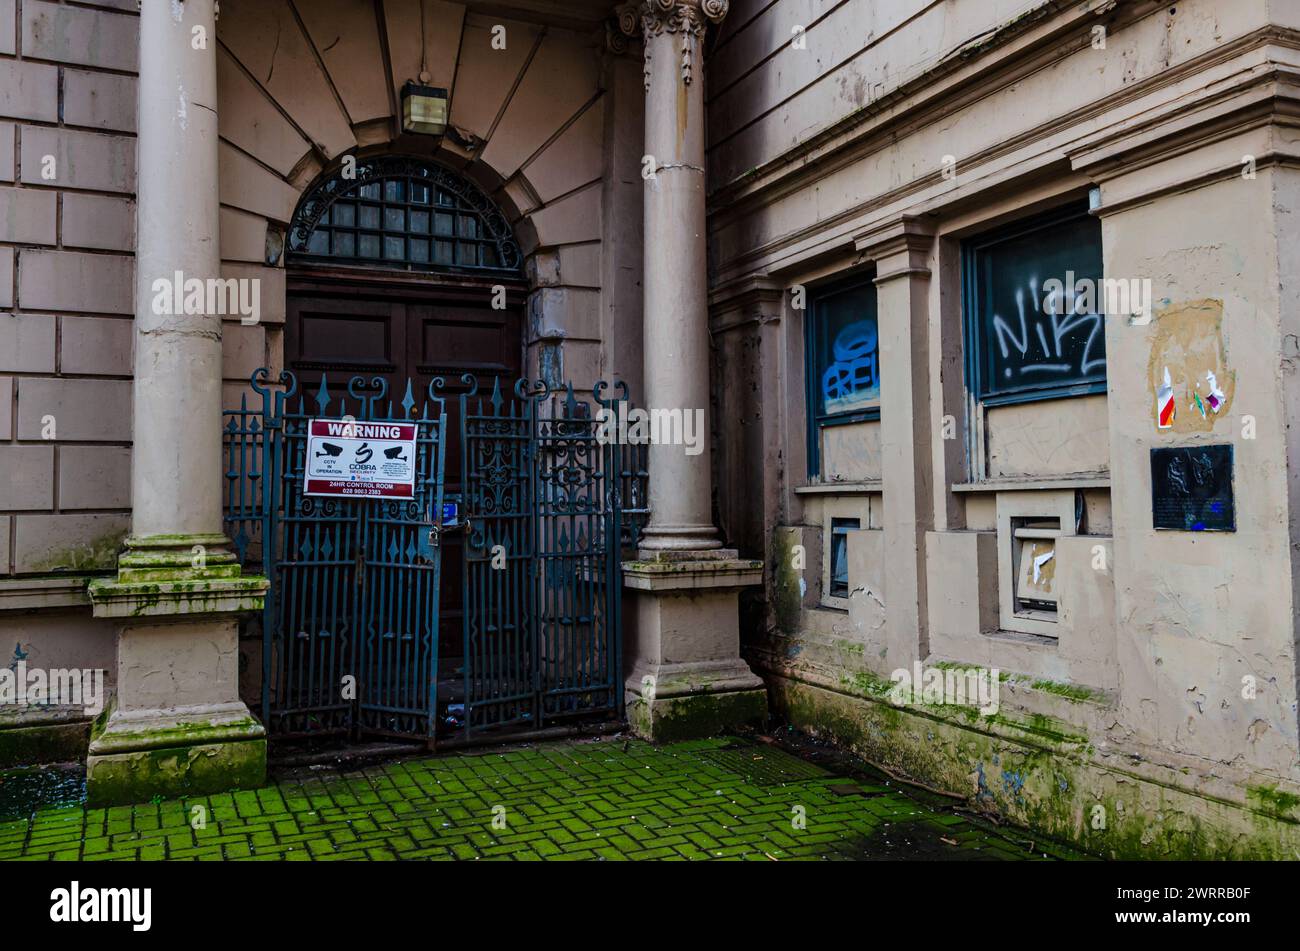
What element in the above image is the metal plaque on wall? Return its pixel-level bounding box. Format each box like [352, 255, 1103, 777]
[1150, 444, 1235, 532]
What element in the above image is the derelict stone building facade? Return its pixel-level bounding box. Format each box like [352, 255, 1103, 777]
[1, 0, 1299, 858]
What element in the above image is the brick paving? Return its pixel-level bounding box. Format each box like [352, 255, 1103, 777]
[0, 736, 1084, 861]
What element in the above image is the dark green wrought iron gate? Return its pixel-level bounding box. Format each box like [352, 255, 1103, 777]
[223, 369, 646, 746]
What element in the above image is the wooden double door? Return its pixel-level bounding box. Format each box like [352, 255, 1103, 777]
[285, 272, 525, 663]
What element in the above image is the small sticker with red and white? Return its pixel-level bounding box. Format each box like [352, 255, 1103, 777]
[1156, 366, 1175, 429]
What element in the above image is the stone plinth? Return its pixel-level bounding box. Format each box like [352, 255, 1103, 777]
[623, 550, 767, 742]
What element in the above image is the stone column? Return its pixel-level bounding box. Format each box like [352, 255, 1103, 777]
[627, 0, 722, 552]
[617, 0, 767, 741]
[85, 0, 269, 806]
[857, 218, 936, 673]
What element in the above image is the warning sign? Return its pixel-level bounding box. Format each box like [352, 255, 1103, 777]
[304, 418, 418, 499]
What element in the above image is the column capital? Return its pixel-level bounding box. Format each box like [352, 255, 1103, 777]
[618, 0, 729, 88]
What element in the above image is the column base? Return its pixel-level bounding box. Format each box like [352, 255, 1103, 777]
[85, 702, 266, 807]
[637, 525, 725, 551]
[85, 532, 270, 806]
[622, 550, 768, 743]
[625, 660, 767, 743]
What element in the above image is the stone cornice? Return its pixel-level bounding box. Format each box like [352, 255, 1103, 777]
[707, 272, 784, 309]
[0, 576, 95, 613]
[854, 215, 936, 265]
[707, 0, 1129, 212]
[708, 28, 1300, 289]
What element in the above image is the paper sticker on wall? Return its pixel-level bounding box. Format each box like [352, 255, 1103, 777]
[1204, 371, 1225, 413]
[1156, 367, 1175, 429]
[1147, 300, 1234, 434]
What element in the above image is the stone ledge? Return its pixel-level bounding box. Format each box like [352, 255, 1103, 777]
[622, 557, 763, 592]
[764, 670, 1300, 859]
[88, 702, 265, 756]
[0, 575, 97, 613]
[0, 717, 92, 768]
[627, 659, 765, 700]
[88, 574, 269, 619]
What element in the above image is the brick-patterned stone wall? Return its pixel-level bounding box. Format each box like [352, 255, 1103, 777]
[0, 0, 138, 576]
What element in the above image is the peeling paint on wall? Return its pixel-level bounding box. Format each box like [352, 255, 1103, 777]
[1146, 299, 1235, 433]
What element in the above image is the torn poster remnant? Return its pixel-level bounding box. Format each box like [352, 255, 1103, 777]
[1157, 366, 1175, 429]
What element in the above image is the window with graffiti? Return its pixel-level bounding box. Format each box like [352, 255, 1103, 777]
[963, 204, 1106, 404]
[806, 275, 880, 476]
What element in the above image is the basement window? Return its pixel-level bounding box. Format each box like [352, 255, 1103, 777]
[1011, 518, 1059, 620]
[829, 517, 861, 599]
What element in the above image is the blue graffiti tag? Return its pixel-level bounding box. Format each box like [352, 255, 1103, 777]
[821, 319, 879, 412]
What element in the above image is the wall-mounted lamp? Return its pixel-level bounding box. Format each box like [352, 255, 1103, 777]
[402, 81, 448, 137]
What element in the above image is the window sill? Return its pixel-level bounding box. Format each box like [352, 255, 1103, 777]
[795, 481, 883, 495]
[952, 474, 1109, 494]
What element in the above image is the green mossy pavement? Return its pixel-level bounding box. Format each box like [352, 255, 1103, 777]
[0, 736, 1088, 861]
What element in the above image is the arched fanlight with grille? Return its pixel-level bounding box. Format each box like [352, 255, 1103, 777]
[287, 156, 523, 276]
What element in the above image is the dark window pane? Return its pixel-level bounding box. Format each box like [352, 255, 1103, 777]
[359, 182, 381, 201]
[410, 238, 429, 263]
[358, 205, 380, 230]
[434, 240, 454, 265]
[307, 229, 329, 255]
[384, 179, 405, 202]
[482, 244, 498, 268]
[359, 234, 380, 258]
[812, 282, 879, 419]
[456, 242, 477, 266]
[434, 213, 454, 236]
[332, 231, 355, 257]
[965, 207, 1105, 401]
[829, 518, 860, 598]
[458, 215, 478, 239]
[384, 236, 405, 260]
[384, 207, 405, 231]
[411, 183, 430, 204]
[332, 203, 355, 227]
[410, 210, 429, 234]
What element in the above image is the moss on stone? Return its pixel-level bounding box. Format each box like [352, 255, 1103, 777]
[769, 674, 1300, 860]
[1248, 784, 1300, 823]
[1027, 679, 1106, 703]
[86, 738, 266, 808]
[0, 720, 91, 769]
[771, 528, 803, 634]
[30, 528, 128, 573]
[628, 689, 767, 744]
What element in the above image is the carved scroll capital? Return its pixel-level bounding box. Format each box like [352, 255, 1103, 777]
[616, 0, 728, 89]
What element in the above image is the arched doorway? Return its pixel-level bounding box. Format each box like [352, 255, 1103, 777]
[223, 153, 643, 748]
[284, 155, 527, 686]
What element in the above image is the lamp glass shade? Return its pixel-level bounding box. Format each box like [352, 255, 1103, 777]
[402, 83, 448, 136]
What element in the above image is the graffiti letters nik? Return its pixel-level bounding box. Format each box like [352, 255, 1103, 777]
[990, 272, 1149, 384]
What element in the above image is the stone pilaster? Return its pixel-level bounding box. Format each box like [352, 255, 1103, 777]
[618, 1, 767, 741]
[85, 0, 269, 806]
[856, 217, 936, 672]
